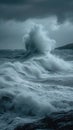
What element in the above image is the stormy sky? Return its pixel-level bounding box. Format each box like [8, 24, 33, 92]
[0, 0, 73, 49]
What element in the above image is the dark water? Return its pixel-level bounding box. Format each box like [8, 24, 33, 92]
[0, 49, 73, 130]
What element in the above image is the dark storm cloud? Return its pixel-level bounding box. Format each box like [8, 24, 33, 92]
[0, 0, 29, 5]
[0, 0, 73, 22]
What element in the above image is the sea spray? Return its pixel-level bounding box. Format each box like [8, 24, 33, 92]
[24, 24, 56, 54]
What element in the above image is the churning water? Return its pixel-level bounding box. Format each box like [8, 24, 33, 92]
[0, 24, 73, 130]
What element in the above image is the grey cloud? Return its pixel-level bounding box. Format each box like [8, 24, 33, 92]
[0, 0, 73, 22]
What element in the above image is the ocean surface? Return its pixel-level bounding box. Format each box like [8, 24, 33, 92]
[0, 25, 73, 130]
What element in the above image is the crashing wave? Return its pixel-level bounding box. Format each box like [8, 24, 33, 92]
[23, 23, 72, 72]
[0, 23, 73, 130]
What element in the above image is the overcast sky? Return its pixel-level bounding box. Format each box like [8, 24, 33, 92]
[0, 0, 73, 49]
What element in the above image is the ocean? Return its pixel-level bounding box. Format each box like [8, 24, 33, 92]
[0, 25, 73, 130]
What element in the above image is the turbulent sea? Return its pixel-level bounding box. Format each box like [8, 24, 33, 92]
[0, 25, 73, 130]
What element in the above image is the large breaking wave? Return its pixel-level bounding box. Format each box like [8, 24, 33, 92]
[23, 23, 72, 72]
[0, 23, 73, 130]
